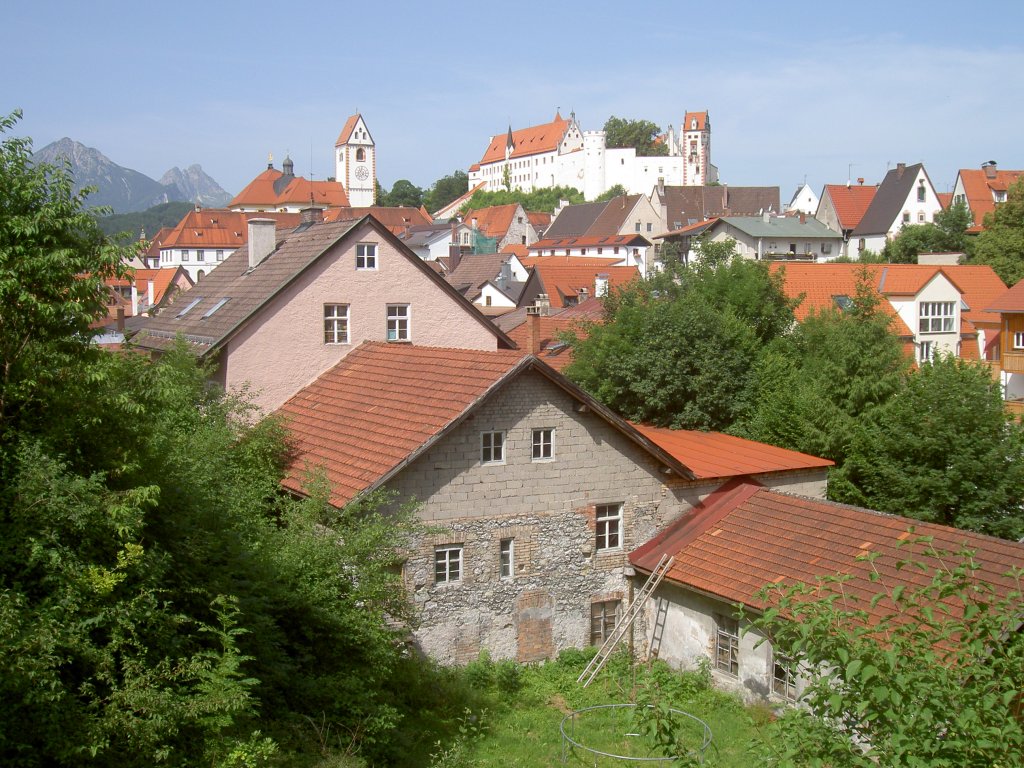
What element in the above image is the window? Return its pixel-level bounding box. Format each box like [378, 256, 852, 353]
[821, 243, 833, 254]
[1014, 332, 1024, 349]
[324, 304, 349, 344]
[532, 428, 554, 460]
[595, 503, 622, 551]
[590, 600, 621, 645]
[919, 340, 934, 363]
[485, 295, 492, 306]
[196, 249, 205, 262]
[647, 223, 653, 232]
[386, 304, 409, 341]
[216, 249, 224, 261]
[435, 546, 462, 584]
[917, 183, 926, 203]
[355, 148, 366, 162]
[918, 212, 926, 223]
[714, 614, 739, 676]
[481, 431, 504, 464]
[902, 212, 911, 224]
[919, 301, 955, 333]
[635, 222, 641, 232]
[499, 538, 514, 578]
[356, 243, 377, 269]
[181, 249, 190, 261]
[772, 652, 797, 700]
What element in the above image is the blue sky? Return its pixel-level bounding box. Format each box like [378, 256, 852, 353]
[6, 1, 1024, 201]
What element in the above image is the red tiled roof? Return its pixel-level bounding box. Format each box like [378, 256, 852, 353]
[631, 483, 1024, 625]
[531, 234, 650, 249]
[987, 279, 1024, 313]
[279, 343, 530, 506]
[630, 424, 832, 480]
[334, 114, 360, 146]
[505, 311, 595, 372]
[527, 211, 552, 228]
[683, 111, 708, 131]
[463, 204, 520, 239]
[502, 243, 528, 258]
[821, 184, 877, 231]
[478, 114, 572, 165]
[159, 209, 302, 250]
[949, 264, 1007, 328]
[323, 206, 432, 234]
[432, 181, 486, 219]
[230, 168, 350, 209]
[957, 168, 1024, 232]
[524, 258, 640, 308]
[937, 192, 953, 209]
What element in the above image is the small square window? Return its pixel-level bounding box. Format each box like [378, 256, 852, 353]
[435, 546, 462, 584]
[590, 599, 621, 645]
[356, 243, 377, 270]
[386, 304, 409, 341]
[481, 431, 505, 464]
[772, 652, 797, 700]
[181, 249, 190, 261]
[196, 249, 205, 262]
[532, 428, 554, 460]
[595, 503, 622, 551]
[216, 249, 224, 261]
[324, 304, 349, 344]
[902, 212, 911, 224]
[499, 538, 514, 579]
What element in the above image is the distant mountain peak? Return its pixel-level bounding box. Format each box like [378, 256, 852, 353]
[32, 139, 231, 213]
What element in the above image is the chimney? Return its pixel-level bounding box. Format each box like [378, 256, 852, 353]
[449, 218, 463, 271]
[657, 176, 665, 197]
[131, 283, 138, 316]
[858, 177, 865, 185]
[983, 160, 998, 179]
[525, 308, 541, 354]
[147, 279, 154, 310]
[577, 287, 589, 302]
[247, 218, 277, 269]
[498, 260, 512, 289]
[896, 162, 906, 178]
[799, 212, 806, 224]
[595, 273, 609, 297]
[116, 306, 125, 333]
[762, 210, 770, 224]
[300, 207, 324, 226]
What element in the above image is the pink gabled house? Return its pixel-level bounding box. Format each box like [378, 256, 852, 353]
[131, 212, 514, 412]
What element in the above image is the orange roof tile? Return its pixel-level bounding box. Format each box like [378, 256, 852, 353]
[463, 204, 520, 239]
[501, 243, 528, 258]
[323, 206, 432, 234]
[683, 111, 708, 131]
[334, 114, 360, 145]
[821, 184, 877, 231]
[630, 424, 833, 479]
[478, 114, 572, 165]
[527, 211, 552, 228]
[230, 168, 350, 209]
[531, 234, 650, 249]
[159, 209, 302, 250]
[987, 279, 1024, 313]
[948, 264, 1006, 327]
[937, 191, 953, 209]
[957, 167, 1024, 232]
[525, 259, 640, 308]
[505, 311, 596, 371]
[631, 483, 1024, 626]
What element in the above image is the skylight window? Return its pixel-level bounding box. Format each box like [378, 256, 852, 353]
[833, 295, 852, 311]
[202, 298, 231, 318]
[176, 297, 203, 318]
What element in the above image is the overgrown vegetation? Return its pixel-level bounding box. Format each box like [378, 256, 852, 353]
[463, 185, 585, 216]
[94, 200, 193, 241]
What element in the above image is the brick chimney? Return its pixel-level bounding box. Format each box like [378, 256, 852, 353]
[247, 218, 277, 269]
[525, 307, 541, 354]
[896, 162, 906, 178]
[300, 207, 324, 225]
[983, 160, 998, 179]
[799, 212, 806, 224]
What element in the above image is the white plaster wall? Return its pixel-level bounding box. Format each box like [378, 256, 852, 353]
[222, 222, 499, 412]
[477, 283, 517, 308]
[900, 274, 961, 357]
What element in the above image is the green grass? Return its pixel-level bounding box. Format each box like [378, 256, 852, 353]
[437, 649, 778, 768]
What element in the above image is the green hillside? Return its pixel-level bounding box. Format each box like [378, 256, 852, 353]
[95, 201, 193, 241]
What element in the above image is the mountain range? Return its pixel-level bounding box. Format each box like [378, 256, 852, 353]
[32, 138, 232, 213]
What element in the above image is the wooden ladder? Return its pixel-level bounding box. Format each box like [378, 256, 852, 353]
[577, 554, 675, 688]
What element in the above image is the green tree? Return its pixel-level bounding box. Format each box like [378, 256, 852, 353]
[379, 178, 424, 208]
[594, 184, 628, 203]
[883, 201, 973, 263]
[971, 177, 1024, 285]
[603, 116, 669, 156]
[750, 541, 1024, 767]
[564, 247, 796, 430]
[830, 354, 1024, 540]
[464, 185, 584, 214]
[423, 169, 469, 213]
[738, 272, 910, 464]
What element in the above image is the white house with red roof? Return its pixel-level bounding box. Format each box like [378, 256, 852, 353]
[277, 341, 832, 666]
[951, 161, 1023, 233]
[468, 110, 717, 201]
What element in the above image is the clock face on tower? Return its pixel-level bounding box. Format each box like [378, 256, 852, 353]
[355, 166, 369, 181]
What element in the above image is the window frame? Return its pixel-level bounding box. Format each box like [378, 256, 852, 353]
[590, 599, 621, 645]
[919, 301, 955, 333]
[595, 503, 622, 551]
[324, 303, 350, 345]
[532, 428, 554, 461]
[1014, 332, 1024, 350]
[714, 614, 740, 677]
[771, 651, 797, 700]
[434, 545, 462, 584]
[386, 304, 410, 341]
[499, 538, 514, 579]
[481, 431, 505, 465]
[356, 243, 377, 270]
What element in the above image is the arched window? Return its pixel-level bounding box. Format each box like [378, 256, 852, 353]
[356, 148, 366, 162]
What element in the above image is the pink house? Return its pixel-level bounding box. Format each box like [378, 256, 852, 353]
[131, 213, 514, 412]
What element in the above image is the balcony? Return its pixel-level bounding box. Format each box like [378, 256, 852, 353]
[1001, 351, 1024, 374]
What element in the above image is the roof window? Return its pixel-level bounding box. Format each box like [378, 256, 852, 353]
[202, 298, 231, 318]
[175, 297, 203, 318]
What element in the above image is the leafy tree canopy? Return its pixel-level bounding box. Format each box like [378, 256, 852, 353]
[751, 541, 1024, 766]
[378, 178, 424, 208]
[830, 354, 1024, 539]
[564, 241, 797, 430]
[463, 184, 584, 215]
[95, 201, 193, 241]
[738, 271, 910, 464]
[423, 169, 469, 213]
[882, 201, 973, 263]
[593, 184, 628, 203]
[603, 116, 669, 156]
[970, 177, 1024, 285]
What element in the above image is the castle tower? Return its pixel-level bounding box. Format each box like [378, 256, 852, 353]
[335, 114, 376, 207]
[682, 111, 712, 186]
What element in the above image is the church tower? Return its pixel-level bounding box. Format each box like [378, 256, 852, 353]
[681, 111, 712, 186]
[335, 114, 376, 207]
